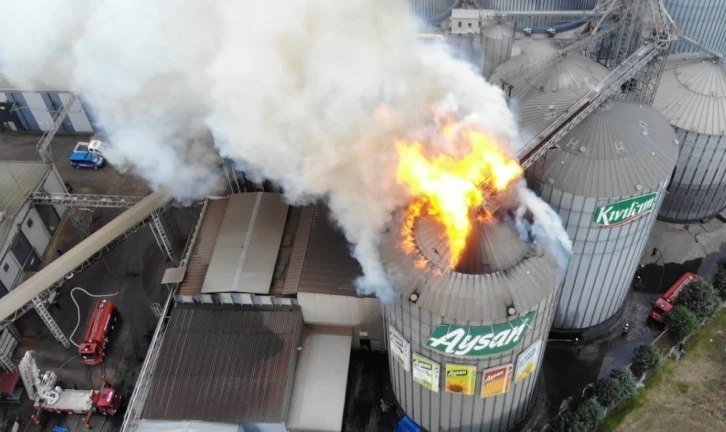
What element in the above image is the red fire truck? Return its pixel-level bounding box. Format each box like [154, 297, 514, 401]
[79, 300, 118, 366]
[648, 272, 700, 323]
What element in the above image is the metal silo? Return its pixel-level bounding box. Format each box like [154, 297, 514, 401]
[665, 0, 726, 54]
[474, 0, 597, 29]
[491, 52, 610, 139]
[528, 101, 678, 331]
[482, 23, 514, 79]
[381, 213, 560, 431]
[653, 54, 726, 222]
[410, 0, 461, 24]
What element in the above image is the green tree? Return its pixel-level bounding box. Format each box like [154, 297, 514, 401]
[573, 398, 606, 430]
[711, 261, 726, 301]
[609, 367, 637, 399]
[678, 280, 720, 320]
[547, 411, 577, 432]
[630, 344, 660, 378]
[664, 305, 700, 340]
[594, 377, 621, 407]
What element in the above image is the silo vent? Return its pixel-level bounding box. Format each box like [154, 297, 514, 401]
[507, 307, 517, 316]
[636, 184, 643, 191]
[642, 129, 648, 136]
[579, 146, 587, 153]
[548, 178, 554, 184]
[409, 293, 419, 303]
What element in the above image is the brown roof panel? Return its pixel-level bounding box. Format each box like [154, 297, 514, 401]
[143, 304, 303, 424]
[178, 199, 228, 296]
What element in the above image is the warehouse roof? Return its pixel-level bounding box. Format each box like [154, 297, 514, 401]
[202, 192, 289, 295]
[144, 304, 303, 424]
[283, 204, 364, 297]
[0, 162, 49, 249]
[530, 101, 678, 197]
[653, 53, 726, 136]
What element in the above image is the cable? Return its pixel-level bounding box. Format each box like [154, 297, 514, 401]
[68, 287, 119, 348]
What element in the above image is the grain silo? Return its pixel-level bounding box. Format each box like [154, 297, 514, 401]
[482, 23, 514, 79]
[491, 52, 610, 138]
[410, 0, 461, 24]
[528, 101, 678, 332]
[665, 0, 726, 54]
[653, 54, 726, 222]
[474, 0, 598, 29]
[381, 211, 561, 431]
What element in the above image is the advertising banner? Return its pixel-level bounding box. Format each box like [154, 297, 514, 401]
[425, 311, 536, 357]
[593, 192, 658, 227]
[481, 364, 514, 399]
[412, 353, 440, 392]
[515, 339, 542, 383]
[389, 325, 411, 371]
[444, 363, 477, 395]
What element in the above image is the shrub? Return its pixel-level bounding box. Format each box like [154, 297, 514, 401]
[547, 411, 578, 432]
[594, 377, 621, 407]
[630, 344, 660, 378]
[664, 305, 700, 341]
[678, 280, 720, 320]
[609, 367, 637, 400]
[573, 398, 606, 430]
[712, 261, 726, 301]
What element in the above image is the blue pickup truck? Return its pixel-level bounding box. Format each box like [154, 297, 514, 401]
[69, 142, 105, 169]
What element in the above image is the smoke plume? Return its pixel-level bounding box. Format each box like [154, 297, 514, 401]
[0, 0, 571, 300]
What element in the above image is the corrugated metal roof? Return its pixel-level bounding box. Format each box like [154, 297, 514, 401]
[490, 40, 558, 83]
[532, 101, 679, 197]
[380, 215, 560, 322]
[202, 193, 289, 295]
[144, 304, 303, 424]
[0, 162, 49, 248]
[284, 204, 364, 297]
[178, 199, 228, 296]
[286, 326, 352, 432]
[653, 53, 726, 135]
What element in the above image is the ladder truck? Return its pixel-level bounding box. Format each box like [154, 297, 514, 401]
[19, 351, 122, 427]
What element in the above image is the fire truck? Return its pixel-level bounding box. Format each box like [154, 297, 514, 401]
[19, 351, 122, 427]
[648, 272, 700, 323]
[79, 300, 118, 366]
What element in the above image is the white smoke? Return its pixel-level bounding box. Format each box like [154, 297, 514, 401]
[0, 0, 570, 300]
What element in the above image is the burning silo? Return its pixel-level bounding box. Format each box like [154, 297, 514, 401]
[380, 210, 561, 431]
[527, 101, 678, 332]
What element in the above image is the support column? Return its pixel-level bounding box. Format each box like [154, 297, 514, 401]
[0, 352, 16, 372]
[150, 210, 178, 266]
[32, 298, 70, 349]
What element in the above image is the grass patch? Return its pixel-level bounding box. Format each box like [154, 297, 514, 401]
[674, 382, 689, 394]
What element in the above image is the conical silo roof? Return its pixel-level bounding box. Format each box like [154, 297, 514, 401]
[380, 214, 560, 322]
[483, 23, 513, 40]
[530, 101, 678, 198]
[653, 53, 726, 136]
[490, 40, 557, 84]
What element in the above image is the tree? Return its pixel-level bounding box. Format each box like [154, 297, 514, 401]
[664, 305, 700, 341]
[547, 411, 578, 432]
[712, 261, 726, 301]
[678, 280, 720, 320]
[573, 398, 606, 431]
[609, 367, 637, 400]
[630, 344, 660, 378]
[594, 377, 621, 407]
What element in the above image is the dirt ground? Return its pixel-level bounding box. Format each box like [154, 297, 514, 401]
[615, 309, 726, 432]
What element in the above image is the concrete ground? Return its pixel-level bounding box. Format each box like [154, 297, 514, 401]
[0, 131, 150, 197]
[342, 351, 399, 432]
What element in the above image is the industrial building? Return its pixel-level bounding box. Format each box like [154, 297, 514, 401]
[665, 0, 726, 54]
[0, 89, 94, 133]
[653, 53, 726, 222]
[528, 101, 678, 333]
[380, 212, 560, 431]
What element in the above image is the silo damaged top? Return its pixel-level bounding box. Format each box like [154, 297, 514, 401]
[530, 101, 678, 198]
[381, 213, 560, 322]
[653, 53, 726, 136]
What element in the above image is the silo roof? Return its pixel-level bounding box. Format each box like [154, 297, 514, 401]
[653, 53, 726, 136]
[490, 40, 557, 84]
[532, 101, 678, 197]
[380, 214, 560, 322]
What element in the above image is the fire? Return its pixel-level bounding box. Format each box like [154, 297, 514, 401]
[396, 127, 522, 268]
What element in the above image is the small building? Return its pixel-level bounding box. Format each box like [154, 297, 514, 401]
[0, 162, 66, 296]
[450, 9, 484, 34]
[0, 85, 94, 133]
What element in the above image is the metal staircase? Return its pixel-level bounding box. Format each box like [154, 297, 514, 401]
[32, 298, 70, 349]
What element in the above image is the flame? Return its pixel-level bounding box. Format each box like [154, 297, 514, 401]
[396, 127, 522, 268]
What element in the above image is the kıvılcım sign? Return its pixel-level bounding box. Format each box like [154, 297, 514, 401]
[593, 192, 658, 227]
[425, 311, 535, 357]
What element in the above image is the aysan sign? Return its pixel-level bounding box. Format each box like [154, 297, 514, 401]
[593, 193, 658, 227]
[425, 311, 535, 357]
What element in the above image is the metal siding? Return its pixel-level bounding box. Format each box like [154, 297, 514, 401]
[178, 199, 228, 296]
[21, 92, 53, 131]
[483, 24, 514, 79]
[78, 96, 100, 131]
[0, 163, 49, 249]
[0, 253, 21, 290]
[41, 167, 68, 217]
[385, 291, 556, 431]
[665, 0, 726, 54]
[21, 207, 50, 258]
[0, 93, 6, 102]
[60, 92, 94, 133]
[296, 293, 384, 346]
[6, 93, 34, 131]
[47, 92, 74, 132]
[410, 0, 461, 23]
[474, 0, 596, 9]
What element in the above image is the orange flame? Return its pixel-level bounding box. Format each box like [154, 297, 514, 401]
[396, 127, 522, 268]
